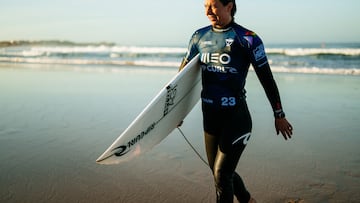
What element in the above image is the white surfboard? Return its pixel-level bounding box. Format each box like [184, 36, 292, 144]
[96, 54, 201, 164]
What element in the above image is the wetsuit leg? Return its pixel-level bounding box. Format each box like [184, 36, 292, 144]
[203, 99, 252, 203]
[205, 132, 251, 203]
[233, 172, 251, 203]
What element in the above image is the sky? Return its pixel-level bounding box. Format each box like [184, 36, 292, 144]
[0, 0, 359, 46]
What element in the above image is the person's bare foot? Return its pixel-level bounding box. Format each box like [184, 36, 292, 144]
[249, 197, 257, 203]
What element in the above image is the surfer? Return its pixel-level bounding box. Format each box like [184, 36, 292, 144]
[179, 0, 293, 202]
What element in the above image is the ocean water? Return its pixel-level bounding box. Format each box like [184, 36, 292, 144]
[1, 40, 359, 75]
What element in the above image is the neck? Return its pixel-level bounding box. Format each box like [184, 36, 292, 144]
[213, 19, 234, 30]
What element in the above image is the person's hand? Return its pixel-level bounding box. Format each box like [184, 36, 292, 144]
[275, 118, 293, 140]
[177, 120, 184, 127]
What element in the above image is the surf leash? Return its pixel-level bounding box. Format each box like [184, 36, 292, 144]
[177, 127, 209, 166]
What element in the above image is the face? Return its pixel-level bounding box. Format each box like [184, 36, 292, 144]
[204, 0, 233, 28]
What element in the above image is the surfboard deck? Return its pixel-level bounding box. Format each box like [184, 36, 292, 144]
[96, 54, 201, 164]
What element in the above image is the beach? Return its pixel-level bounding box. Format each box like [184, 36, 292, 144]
[0, 62, 359, 203]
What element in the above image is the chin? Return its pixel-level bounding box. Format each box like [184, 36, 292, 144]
[209, 21, 218, 27]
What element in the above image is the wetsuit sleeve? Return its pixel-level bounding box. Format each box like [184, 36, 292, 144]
[179, 32, 200, 71]
[246, 34, 285, 118]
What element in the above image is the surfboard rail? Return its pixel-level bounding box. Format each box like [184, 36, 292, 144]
[96, 54, 201, 164]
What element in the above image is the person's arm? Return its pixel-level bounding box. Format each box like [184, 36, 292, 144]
[254, 63, 283, 116]
[248, 33, 293, 139]
[254, 63, 293, 140]
[179, 31, 201, 72]
[177, 32, 200, 127]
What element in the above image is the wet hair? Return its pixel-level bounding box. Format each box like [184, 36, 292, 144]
[219, 0, 237, 18]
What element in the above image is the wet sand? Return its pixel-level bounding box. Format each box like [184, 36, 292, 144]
[0, 65, 359, 202]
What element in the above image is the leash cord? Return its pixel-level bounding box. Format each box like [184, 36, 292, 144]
[177, 127, 209, 166]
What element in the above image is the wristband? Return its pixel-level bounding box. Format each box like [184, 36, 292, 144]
[274, 111, 285, 119]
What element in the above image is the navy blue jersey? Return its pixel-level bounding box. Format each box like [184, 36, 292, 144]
[182, 22, 283, 116]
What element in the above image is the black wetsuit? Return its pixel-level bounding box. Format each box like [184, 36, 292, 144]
[181, 22, 284, 202]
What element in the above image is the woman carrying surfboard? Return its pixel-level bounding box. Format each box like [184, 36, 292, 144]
[179, 0, 293, 202]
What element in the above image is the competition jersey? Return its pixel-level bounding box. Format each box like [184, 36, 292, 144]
[182, 22, 283, 115]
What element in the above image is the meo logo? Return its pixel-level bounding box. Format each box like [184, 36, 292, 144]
[201, 53, 231, 65]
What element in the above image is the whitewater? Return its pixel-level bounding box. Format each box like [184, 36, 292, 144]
[1, 40, 359, 75]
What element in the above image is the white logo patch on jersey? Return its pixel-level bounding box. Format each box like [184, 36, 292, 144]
[202, 41, 213, 45]
[225, 38, 234, 47]
[253, 44, 266, 61]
